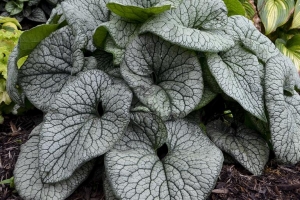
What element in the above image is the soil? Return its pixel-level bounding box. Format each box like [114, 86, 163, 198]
[1, 112, 300, 200]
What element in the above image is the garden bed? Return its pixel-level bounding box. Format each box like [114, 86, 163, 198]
[1, 113, 299, 200]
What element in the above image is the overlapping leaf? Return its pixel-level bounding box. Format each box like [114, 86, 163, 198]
[275, 35, 300, 72]
[106, 118, 223, 200]
[206, 120, 269, 175]
[223, 0, 246, 16]
[257, 0, 294, 35]
[106, 0, 181, 22]
[93, 15, 140, 65]
[265, 55, 300, 164]
[121, 33, 203, 120]
[206, 45, 266, 121]
[14, 124, 94, 200]
[225, 16, 278, 62]
[94, 15, 141, 49]
[140, 0, 234, 52]
[61, 0, 110, 51]
[194, 86, 217, 110]
[291, 0, 300, 29]
[18, 26, 82, 112]
[6, 24, 60, 106]
[39, 70, 132, 183]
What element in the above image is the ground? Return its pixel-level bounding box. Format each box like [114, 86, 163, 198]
[0, 112, 300, 200]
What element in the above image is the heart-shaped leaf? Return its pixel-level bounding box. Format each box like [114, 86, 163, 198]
[19, 26, 83, 112]
[61, 0, 110, 51]
[105, 118, 223, 200]
[206, 120, 269, 175]
[106, 0, 181, 22]
[206, 45, 266, 121]
[27, 7, 47, 22]
[275, 35, 300, 72]
[257, 0, 294, 35]
[121, 33, 203, 120]
[5, 1, 23, 15]
[14, 124, 94, 200]
[225, 16, 279, 62]
[39, 69, 132, 183]
[265, 54, 300, 164]
[140, 0, 234, 52]
[291, 0, 300, 29]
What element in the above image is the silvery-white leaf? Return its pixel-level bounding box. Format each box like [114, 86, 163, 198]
[121, 33, 203, 120]
[14, 125, 94, 200]
[207, 120, 269, 175]
[225, 15, 279, 62]
[265, 54, 300, 164]
[39, 70, 132, 183]
[140, 0, 234, 52]
[6, 46, 26, 106]
[61, 0, 110, 51]
[19, 26, 81, 112]
[206, 45, 266, 122]
[105, 119, 223, 200]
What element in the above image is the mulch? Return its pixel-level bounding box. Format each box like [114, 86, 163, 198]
[1, 113, 300, 200]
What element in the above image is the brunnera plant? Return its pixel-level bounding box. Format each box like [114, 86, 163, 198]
[6, 0, 300, 199]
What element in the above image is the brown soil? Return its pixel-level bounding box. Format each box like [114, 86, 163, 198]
[1, 113, 300, 200]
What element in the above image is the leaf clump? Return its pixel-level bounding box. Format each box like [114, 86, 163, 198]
[6, 0, 300, 199]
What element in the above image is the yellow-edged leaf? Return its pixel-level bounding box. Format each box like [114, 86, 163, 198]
[291, 0, 300, 29]
[275, 35, 300, 72]
[258, 0, 294, 35]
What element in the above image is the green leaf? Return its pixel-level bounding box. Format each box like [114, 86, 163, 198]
[121, 34, 203, 120]
[265, 54, 300, 164]
[257, 0, 294, 35]
[105, 119, 223, 200]
[225, 16, 279, 62]
[0, 176, 14, 188]
[61, 0, 110, 51]
[223, 0, 246, 16]
[140, 0, 234, 52]
[5, 1, 24, 15]
[240, 0, 256, 19]
[206, 45, 267, 122]
[17, 24, 60, 58]
[207, 120, 269, 175]
[14, 124, 94, 200]
[106, 0, 181, 22]
[18, 26, 82, 112]
[103, 36, 126, 66]
[39, 70, 132, 183]
[275, 35, 300, 72]
[291, 0, 300, 29]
